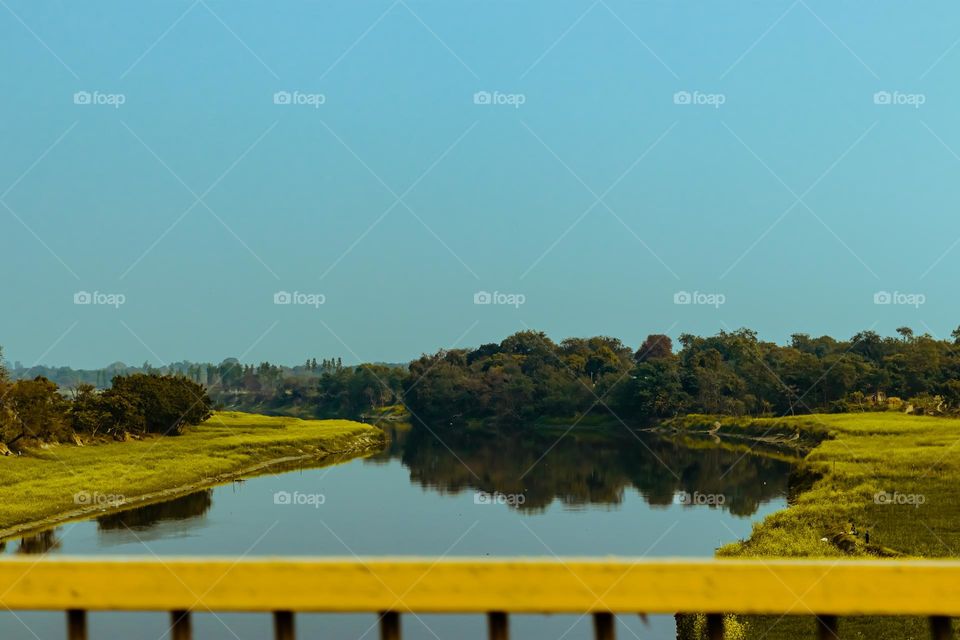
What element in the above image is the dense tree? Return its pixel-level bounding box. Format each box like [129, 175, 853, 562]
[2, 377, 70, 445]
[612, 357, 686, 418]
[68, 383, 108, 434]
[0, 364, 213, 448]
[635, 334, 673, 362]
[109, 374, 212, 435]
[68, 382, 146, 437]
[405, 328, 960, 426]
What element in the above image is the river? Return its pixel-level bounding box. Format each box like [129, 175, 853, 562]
[0, 424, 795, 639]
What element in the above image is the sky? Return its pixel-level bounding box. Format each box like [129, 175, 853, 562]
[2, 0, 960, 369]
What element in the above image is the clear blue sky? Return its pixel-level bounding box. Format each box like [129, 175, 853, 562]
[2, 1, 959, 368]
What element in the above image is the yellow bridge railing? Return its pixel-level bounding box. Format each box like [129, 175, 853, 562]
[1, 557, 959, 639]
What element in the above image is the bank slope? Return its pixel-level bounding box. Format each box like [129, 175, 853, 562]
[676, 413, 960, 639]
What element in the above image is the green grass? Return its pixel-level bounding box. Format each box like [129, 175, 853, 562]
[714, 412, 960, 559]
[677, 412, 960, 639]
[0, 411, 383, 536]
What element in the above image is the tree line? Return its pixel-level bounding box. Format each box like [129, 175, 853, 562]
[9, 355, 405, 422]
[206, 359, 406, 419]
[5, 325, 959, 437]
[404, 327, 960, 425]
[0, 347, 212, 449]
[160, 326, 960, 426]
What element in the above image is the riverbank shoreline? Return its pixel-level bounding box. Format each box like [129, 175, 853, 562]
[660, 414, 831, 452]
[0, 412, 384, 542]
[674, 412, 960, 639]
[529, 414, 818, 462]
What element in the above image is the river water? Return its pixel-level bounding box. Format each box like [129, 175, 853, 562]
[0, 424, 794, 639]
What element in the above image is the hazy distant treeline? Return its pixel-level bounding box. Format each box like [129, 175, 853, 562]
[6, 326, 960, 428]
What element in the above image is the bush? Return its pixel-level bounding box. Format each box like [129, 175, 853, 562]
[109, 374, 212, 435]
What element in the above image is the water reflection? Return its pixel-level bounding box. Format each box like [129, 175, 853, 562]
[4, 425, 794, 551]
[96, 490, 213, 531]
[15, 530, 61, 555]
[370, 423, 794, 516]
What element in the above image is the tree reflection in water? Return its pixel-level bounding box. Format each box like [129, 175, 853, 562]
[370, 423, 795, 516]
[96, 489, 213, 531]
[16, 529, 61, 554]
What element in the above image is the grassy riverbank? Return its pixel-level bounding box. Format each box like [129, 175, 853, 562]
[675, 413, 960, 639]
[0, 411, 383, 538]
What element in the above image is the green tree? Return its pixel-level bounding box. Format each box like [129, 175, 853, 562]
[109, 374, 212, 435]
[3, 377, 70, 445]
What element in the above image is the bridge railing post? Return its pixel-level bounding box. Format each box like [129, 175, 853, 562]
[380, 611, 401, 640]
[170, 609, 191, 640]
[816, 614, 838, 639]
[705, 613, 724, 640]
[488, 611, 508, 640]
[66, 609, 86, 640]
[593, 612, 615, 640]
[930, 615, 951, 640]
[274, 610, 295, 640]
